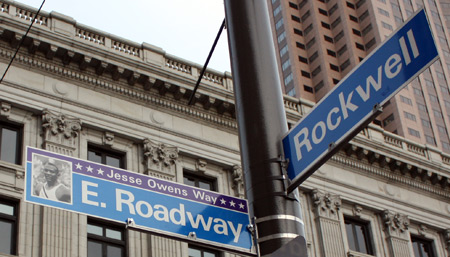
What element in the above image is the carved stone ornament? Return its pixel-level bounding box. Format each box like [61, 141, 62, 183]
[444, 229, 450, 250]
[418, 224, 428, 236]
[310, 189, 342, 219]
[0, 102, 11, 118]
[352, 205, 363, 217]
[195, 159, 207, 173]
[103, 132, 114, 146]
[42, 109, 81, 153]
[143, 139, 179, 166]
[381, 210, 409, 237]
[231, 165, 245, 197]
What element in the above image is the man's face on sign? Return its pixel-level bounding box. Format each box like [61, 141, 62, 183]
[43, 163, 59, 183]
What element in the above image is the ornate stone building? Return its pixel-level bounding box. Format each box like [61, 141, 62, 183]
[0, 1, 449, 257]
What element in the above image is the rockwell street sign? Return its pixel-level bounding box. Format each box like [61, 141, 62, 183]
[282, 9, 438, 192]
[24, 147, 253, 254]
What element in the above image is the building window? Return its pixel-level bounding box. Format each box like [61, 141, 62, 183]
[306, 37, 316, 49]
[275, 18, 284, 30]
[421, 119, 431, 128]
[0, 198, 17, 255]
[411, 236, 436, 257]
[188, 245, 219, 257]
[331, 17, 341, 29]
[277, 31, 286, 43]
[284, 73, 294, 86]
[408, 128, 421, 138]
[324, 35, 334, 43]
[355, 43, 365, 50]
[338, 45, 348, 56]
[0, 122, 22, 165]
[282, 59, 291, 71]
[383, 114, 395, 127]
[438, 125, 447, 134]
[301, 70, 311, 78]
[359, 10, 369, 21]
[280, 45, 288, 57]
[304, 24, 313, 36]
[365, 38, 376, 50]
[87, 220, 126, 257]
[309, 51, 319, 63]
[417, 103, 427, 111]
[296, 42, 305, 49]
[425, 135, 436, 145]
[318, 8, 328, 16]
[315, 80, 324, 92]
[273, 5, 282, 16]
[287, 87, 297, 96]
[321, 22, 331, 29]
[340, 59, 351, 71]
[347, 2, 356, 9]
[382, 22, 393, 31]
[349, 15, 358, 22]
[299, 56, 308, 64]
[88, 145, 125, 169]
[291, 15, 301, 23]
[334, 30, 344, 42]
[404, 111, 416, 121]
[400, 95, 412, 105]
[301, 10, 311, 21]
[294, 28, 303, 36]
[352, 29, 362, 36]
[312, 66, 321, 77]
[289, 2, 298, 9]
[344, 218, 374, 255]
[327, 49, 336, 57]
[329, 3, 338, 15]
[378, 8, 390, 17]
[362, 24, 373, 36]
[333, 78, 340, 84]
[303, 85, 314, 93]
[183, 172, 217, 191]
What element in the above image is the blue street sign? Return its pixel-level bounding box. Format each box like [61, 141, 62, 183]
[282, 9, 438, 192]
[24, 147, 253, 253]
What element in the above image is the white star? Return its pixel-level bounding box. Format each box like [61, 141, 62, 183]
[239, 203, 245, 209]
[75, 163, 82, 170]
[229, 200, 236, 207]
[97, 168, 104, 175]
[87, 166, 93, 172]
[220, 198, 227, 205]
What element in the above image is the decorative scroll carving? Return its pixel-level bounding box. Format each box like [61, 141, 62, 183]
[231, 165, 245, 197]
[381, 210, 409, 239]
[444, 229, 450, 253]
[1, 102, 11, 117]
[311, 189, 341, 220]
[42, 109, 81, 156]
[143, 138, 178, 179]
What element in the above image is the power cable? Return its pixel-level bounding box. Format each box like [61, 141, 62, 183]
[0, 0, 46, 84]
[188, 18, 226, 105]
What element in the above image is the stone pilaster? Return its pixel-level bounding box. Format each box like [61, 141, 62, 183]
[380, 210, 411, 257]
[41, 109, 81, 156]
[40, 109, 82, 257]
[143, 138, 179, 180]
[442, 229, 450, 256]
[310, 189, 345, 257]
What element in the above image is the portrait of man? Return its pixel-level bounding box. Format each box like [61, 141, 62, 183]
[32, 156, 72, 204]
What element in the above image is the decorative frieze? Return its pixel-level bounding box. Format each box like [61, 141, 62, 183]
[41, 109, 81, 156]
[143, 138, 179, 179]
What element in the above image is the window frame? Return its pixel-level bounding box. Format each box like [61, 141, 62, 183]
[0, 198, 18, 256]
[188, 244, 220, 257]
[87, 219, 127, 257]
[87, 144, 126, 169]
[183, 172, 217, 192]
[411, 236, 437, 257]
[0, 121, 23, 165]
[344, 217, 374, 255]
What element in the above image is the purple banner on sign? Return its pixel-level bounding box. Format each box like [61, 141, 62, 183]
[27, 148, 248, 213]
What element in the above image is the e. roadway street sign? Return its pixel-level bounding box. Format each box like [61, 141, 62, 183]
[24, 147, 253, 253]
[282, 9, 438, 192]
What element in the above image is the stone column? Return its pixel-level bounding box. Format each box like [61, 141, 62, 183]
[380, 210, 411, 257]
[310, 189, 345, 257]
[40, 109, 82, 257]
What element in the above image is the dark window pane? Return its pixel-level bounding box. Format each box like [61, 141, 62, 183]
[106, 228, 122, 240]
[0, 220, 13, 254]
[204, 252, 217, 257]
[87, 224, 103, 236]
[87, 241, 102, 257]
[188, 248, 202, 257]
[107, 245, 123, 257]
[412, 237, 435, 257]
[199, 181, 213, 191]
[0, 203, 14, 215]
[345, 222, 357, 251]
[88, 150, 102, 164]
[184, 177, 196, 187]
[354, 224, 368, 253]
[1, 128, 18, 163]
[106, 156, 121, 168]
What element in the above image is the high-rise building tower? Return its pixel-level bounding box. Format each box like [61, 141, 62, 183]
[269, 0, 450, 153]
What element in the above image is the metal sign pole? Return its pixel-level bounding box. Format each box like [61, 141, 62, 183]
[223, 0, 307, 256]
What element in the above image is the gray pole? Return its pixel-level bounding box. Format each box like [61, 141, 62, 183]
[223, 1, 307, 256]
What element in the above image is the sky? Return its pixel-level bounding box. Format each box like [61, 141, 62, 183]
[15, 0, 231, 72]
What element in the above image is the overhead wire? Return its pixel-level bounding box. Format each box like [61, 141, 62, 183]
[0, 0, 46, 84]
[188, 18, 226, 105]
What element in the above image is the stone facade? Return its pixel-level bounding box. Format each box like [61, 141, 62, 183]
[0, 1, 449, 257]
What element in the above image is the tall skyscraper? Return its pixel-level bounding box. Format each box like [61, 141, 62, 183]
[269, 0, 450, 153]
